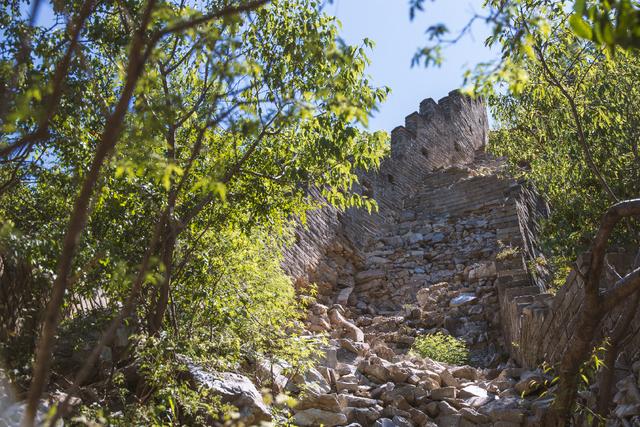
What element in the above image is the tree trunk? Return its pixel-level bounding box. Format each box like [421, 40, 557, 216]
[546, 301, 603, 426]
[149, 225, 176, 335]
[544, 200, 640, 425]
[21, 2, 156, 424]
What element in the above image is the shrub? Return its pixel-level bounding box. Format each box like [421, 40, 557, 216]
[496, 246, 520, 262]
[411, 332, 469, 365]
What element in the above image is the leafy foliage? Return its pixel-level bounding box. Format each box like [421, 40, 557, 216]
[411, 0, 640, 283]
[486, 2, 640, 280]
[410, 0, 640, 81]
[411, 332, 469, 365]
[570, 0, 640, 50]
[0, 0, 388, 423]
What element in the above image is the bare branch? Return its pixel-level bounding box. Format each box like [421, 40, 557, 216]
[602, 267, 640, 312]
[152, 0, 269, 40]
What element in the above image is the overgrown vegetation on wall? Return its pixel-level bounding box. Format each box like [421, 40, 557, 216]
[2, 0, 640, 425]
[488, 13, 640, 284]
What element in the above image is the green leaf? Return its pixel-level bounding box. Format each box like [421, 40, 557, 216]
[569, 14, 593, 39]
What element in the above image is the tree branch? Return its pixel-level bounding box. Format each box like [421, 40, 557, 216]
[534, 43, 619, 203]
[151, 0, 269, 42]
[0, 0, 96, 160]
[602, 267, 640, 312]
[22, 2, 157, 425]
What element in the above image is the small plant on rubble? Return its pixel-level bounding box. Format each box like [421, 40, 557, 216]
[496, 244, 520, 262]
[411, 332, 469, 365]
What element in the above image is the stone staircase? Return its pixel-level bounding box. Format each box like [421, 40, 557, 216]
[340, 150, 531, 369]
[294, 154, 555, 426]
[283, 93, 640, 426]
[281, 93, 562, 426]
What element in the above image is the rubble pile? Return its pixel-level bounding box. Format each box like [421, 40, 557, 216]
[296, 303, 551, 427]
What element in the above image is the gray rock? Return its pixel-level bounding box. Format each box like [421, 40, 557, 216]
[450, 293, 478, 307]
[336, 378, 360, 393]
[356, 269, 386, 284]
[392, 415, 414, 427]
[345, 406, 383, 424]
[371, 381, 396, 399]
[437, 400, 460, 416]
[439, 369, 460, 387]
[450, 365, 478, 380]
[466, 395, 494, 408]
[341, 394, 379, 408]
[336, 286, 355, 306]
[358, 358, 391, 382]
[436, 414, 462, 426]
[479, 397, 525, 423]
[373, 418, 397, 427]
[329, 307, 365, 342]
[430, 232, 446, 243]
[430, 386, 457, 400]
[460, 407, 490, 423]
[0, 401, 55, 427]
[614, 403, 640, 417]
[295, 393, 345, 412]
[290, 368, 332, 396]
[319, 345, 339, 369]
[293, 408, 348, 426]
[459, 385, 488, 399]
[407, 233, 424, 244]
[177, 356, 270, 424]
[339, 339, 370, 356]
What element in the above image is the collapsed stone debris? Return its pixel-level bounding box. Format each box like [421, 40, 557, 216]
[279, 92, 640, 426]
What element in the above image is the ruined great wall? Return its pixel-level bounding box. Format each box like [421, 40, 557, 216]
[280, 91, 640, 426]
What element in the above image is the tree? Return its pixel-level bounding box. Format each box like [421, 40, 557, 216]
[409, 0, 640, 69]
[475, 3, 640, 424]
[410, 0, 640, 424]
[488, 5, 640, 274]
[0, 1, 388, 425]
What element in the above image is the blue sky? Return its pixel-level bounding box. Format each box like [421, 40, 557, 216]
[330, 0, 494, 132]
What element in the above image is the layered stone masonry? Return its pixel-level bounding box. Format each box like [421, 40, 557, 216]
[280, 92, 640, 425]
[286, 91, 640, 371]
[502, 250, 639, 369]
[284, 91, 488, 301]
[283, 93, 539, 363]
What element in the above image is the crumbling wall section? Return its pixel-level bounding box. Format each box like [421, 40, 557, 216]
[283, 91, 489, 302]
[284, 89, 640, 382]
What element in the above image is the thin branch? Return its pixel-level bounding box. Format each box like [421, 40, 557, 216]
[22, 2, 157, 425]
[1, 0, 96, 160]
[152, 0, 269, 41]
[533, 43, 619, 203]
[602, 267, 640, 312]
[51, 206, 170, 425]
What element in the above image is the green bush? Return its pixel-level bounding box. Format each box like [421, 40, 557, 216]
[411, 332, 469, 365]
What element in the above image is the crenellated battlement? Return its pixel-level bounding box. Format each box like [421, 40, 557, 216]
[284, 90, 490, 296]
[281, 91, 640, 425]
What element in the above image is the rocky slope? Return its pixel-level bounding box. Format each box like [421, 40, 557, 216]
[281, 91, 640, 425]
[289, 153, 553, 427]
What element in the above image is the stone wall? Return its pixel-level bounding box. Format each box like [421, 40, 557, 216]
[501, 250, 639, 368]
[283, 91, 488, 301]
[285, 90, 640, 374]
